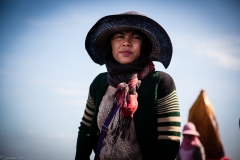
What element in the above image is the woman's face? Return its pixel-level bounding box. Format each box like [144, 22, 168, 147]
[111, 30, 143, 64]
[183, 134, 195, 143]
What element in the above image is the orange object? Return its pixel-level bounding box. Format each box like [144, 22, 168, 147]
[188, 90, 225, 159]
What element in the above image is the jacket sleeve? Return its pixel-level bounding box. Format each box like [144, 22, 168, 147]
[153, 71, 181, 159]
[75, 72, 108, 160]
[176, 152, 181, 160]
[194, 145, 206, 160]
[75, 86, 95, 160]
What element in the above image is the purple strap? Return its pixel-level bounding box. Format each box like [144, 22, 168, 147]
[94, 102, 119, 160]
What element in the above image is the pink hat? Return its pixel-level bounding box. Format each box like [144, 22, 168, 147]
[182, 122, 200, 136]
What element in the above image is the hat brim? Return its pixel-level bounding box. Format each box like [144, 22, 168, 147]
[85, 12, 172, 68]
[182, 130, 200, 136]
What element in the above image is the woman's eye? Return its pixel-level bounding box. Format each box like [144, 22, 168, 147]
[133, 35, 141, 39]
[114, 34, 124, 38]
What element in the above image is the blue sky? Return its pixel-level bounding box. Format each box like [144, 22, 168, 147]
[0, 0, 240, 160]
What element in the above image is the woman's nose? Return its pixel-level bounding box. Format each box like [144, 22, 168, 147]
[122, 37, 131, 46]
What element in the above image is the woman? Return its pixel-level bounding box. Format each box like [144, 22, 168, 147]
[75, 11, 181, 160]
[177, 122, 205, 160]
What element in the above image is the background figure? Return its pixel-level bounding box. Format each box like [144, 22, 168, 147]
[188, 90, 231, 160]
[177, 122, 205, 160]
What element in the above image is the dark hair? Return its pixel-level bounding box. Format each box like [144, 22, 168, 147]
[139, 31, 152, 55]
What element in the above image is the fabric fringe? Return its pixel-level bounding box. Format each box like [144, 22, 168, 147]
[112, 108, 132, 144]
[110, 61, 155, 144]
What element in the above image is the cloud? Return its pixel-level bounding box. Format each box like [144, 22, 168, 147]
[196, 36, 240, 71]
[26, 5, 97, 31]
[54, 99, 84, 106]
[34, 79, 84, 88]
[53, 88, 82, 96]
[27, 129, 35, 135]
[32, 79, 88, 107]
[175, 34, 240, 71]
[47, 132, 75, 140]
[34, 79, 88, 96]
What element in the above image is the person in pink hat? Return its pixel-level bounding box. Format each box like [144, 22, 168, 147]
[177, 122, 206, 160]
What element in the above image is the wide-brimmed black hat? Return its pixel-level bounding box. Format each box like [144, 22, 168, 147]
[85, 11, 173, 68]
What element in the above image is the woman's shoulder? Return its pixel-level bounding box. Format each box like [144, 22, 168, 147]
[154, 71, 177, 99]
[90, 72, 108, 90]
[91, 72, 108, 84]
[157, 71, 174, 82]
[90, 72, 109, 100]
[94, 72, 108, 79]
[146, 71, 174, 82]
[156, 71, 176, 88]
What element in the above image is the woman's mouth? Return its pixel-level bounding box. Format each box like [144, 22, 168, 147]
[120, 50, 132, 56]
